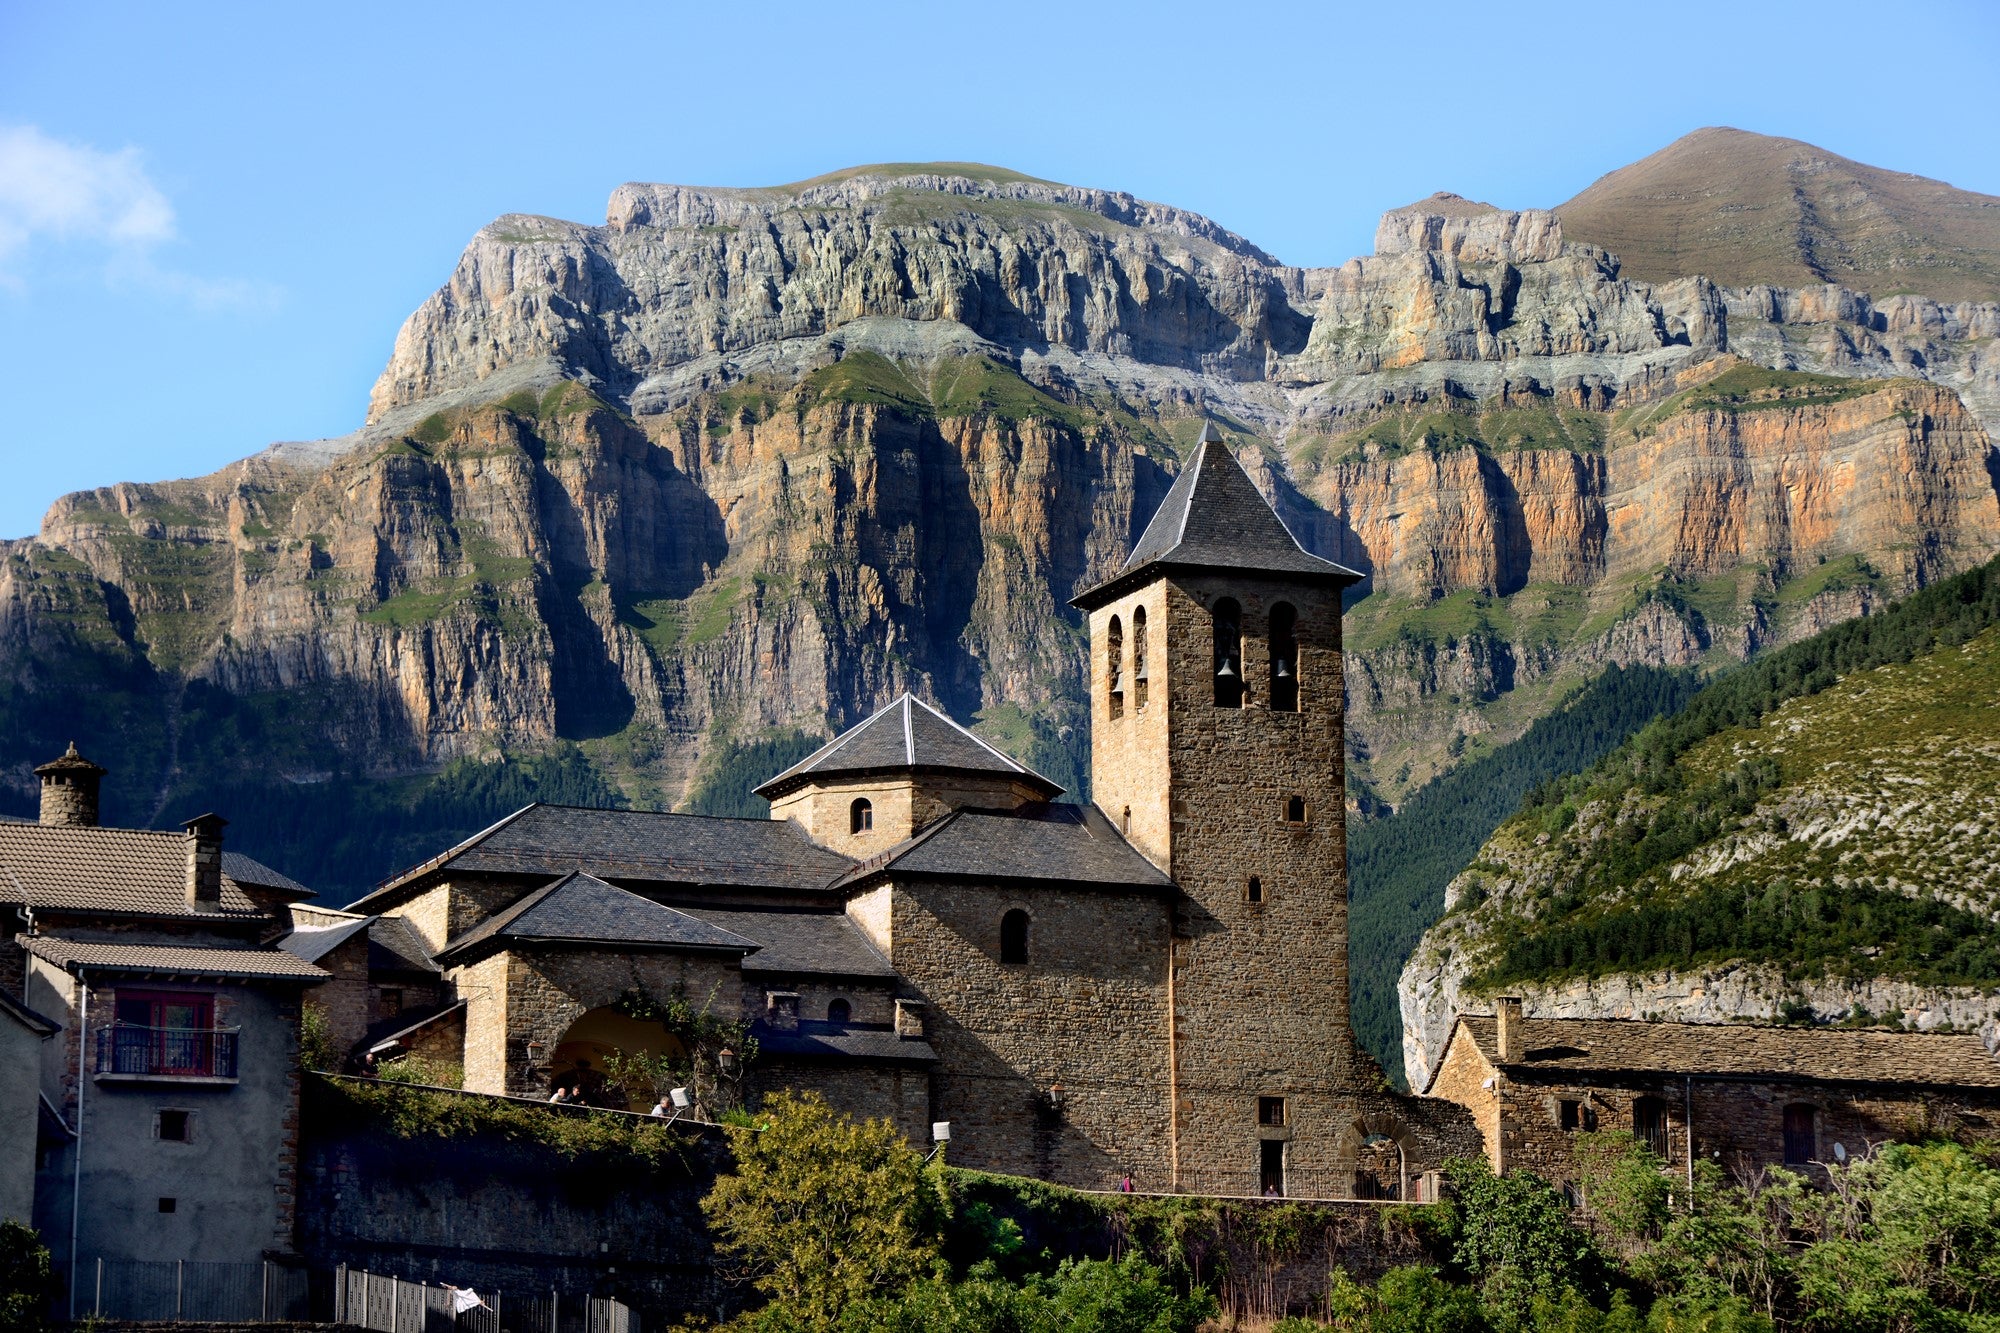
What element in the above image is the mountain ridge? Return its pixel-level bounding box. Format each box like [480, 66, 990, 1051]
[3, 138, 1999, 903]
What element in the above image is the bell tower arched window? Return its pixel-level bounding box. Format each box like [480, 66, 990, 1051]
[850, 798, 873, 834]
[1000, 909, 1030, 965]
[1213, 598, 1243, 708]
[1131, 607, 1149, 711]
[1107, 615, 1125, 719]
[1270, 602, 1299, 712]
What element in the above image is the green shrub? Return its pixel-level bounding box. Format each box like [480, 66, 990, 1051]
[375, 1054, 464, 1088]
[0, 1222, 54, 1333]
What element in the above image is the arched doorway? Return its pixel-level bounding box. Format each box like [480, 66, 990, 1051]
[1336, 1112, 1418, 1200]
[550, 1007, 687, 1110]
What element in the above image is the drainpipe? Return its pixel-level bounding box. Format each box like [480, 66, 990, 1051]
[1684, 1075, 1695, 1195]
[67, 968, 90, 1319]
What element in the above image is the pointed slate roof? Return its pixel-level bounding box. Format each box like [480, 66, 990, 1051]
[754, 693, 1062, 801]
[436, 871, 763, 963]
[1072, 423, 1362, 610]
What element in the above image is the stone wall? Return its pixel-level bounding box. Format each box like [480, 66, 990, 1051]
[306, 932, 372, 1064]
[392, 878, 532, 956]
[499, 948, 741, 1098]
[1497, 1072, 2000, 1186]
[751, 1059, 932, 1143]
[769, 773, 1045, 857]
[298, 1083, 732, 1325]
[885, 877, 1175, 1189]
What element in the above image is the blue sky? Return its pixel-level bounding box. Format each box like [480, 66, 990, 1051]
[2, 0, 1996, 538]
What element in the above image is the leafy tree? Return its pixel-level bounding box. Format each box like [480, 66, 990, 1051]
[0, 1222, 55, 1333]
[299, 999, 340, 1072]
[1438, 1160, 1612, 1330]
[702, 1090, 941, 1331]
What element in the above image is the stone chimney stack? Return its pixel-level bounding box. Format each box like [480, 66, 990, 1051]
[1495, 996, 1524, 1063]
[35, 742, 106, 827]
[183, 813, 227, 912]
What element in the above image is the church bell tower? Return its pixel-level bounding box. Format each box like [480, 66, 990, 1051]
[1072, 423, 1369, 1197]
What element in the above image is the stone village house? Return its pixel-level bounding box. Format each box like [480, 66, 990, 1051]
[0, 745, 330, 1280]
[344, 427, 1481, 1199]
[1422, 997, 2000, 1189]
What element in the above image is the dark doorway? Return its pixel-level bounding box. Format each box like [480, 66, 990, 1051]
[1259, 1139, 1285, 1197]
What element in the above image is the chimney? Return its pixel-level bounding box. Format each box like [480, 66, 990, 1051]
[182, 813, 227, 912]
[35, 742, 106, 827]
[1495, 996, 1524, 1063]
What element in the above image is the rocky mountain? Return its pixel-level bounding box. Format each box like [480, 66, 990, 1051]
[1559, 127, 2000, 303]
[3, 148, 1999, 899]
[1399, 555, 2000, 1090]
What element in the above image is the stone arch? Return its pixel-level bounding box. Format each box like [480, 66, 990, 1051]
[1335, 1111, 1419, 1200]
[549, 1006, 688, 1111]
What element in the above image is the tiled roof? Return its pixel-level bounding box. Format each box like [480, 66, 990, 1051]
[22, 936, 330, 982]
[281, 918, 372, 964]
[367, 916, 439, 975]
[1447, 1015, 2000, 1090]
[1073, 425, 1362, 609]
[755, 694, 1061, 800]
[359, 804, 852, 904]
[368, 1001, 466, 1055]
[222, 851, 313, 898]
[750, 1019, 938, 1064]
[0, 988, 59, 1037]
[834, 802, 1171, 891]
[681, 907, 898, 979]
[0, 822, 265, 919]
[438, 872, 763, 962]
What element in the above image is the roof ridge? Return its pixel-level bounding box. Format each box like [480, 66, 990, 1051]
[902, 694, 914, 766]
[1172, 437, 1206, 551]
[906, 695, 1028, 775]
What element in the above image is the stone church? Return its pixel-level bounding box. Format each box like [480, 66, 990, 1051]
[340, 426, 1476, 1198]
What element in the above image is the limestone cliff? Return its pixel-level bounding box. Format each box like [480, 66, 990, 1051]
[2, 159, 1998, 896]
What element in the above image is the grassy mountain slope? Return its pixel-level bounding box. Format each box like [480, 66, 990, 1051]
[1558, 127, 2000, 302]
[1420, 551, 2000, 1013]
[1347, 664, 1700, 1085]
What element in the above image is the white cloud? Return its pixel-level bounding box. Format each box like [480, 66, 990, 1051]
[0, 125, 276, 309]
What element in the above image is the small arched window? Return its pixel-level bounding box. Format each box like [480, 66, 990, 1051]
[850, 798, 873, 834]
[1107, 615, 1125, 719]
[827, 998, 852, 1025]
[1285, 795, 1307, 824]
[1782, 1104, 1816, 1165]
[1270, 603, 1299, 712]
[1244, 875, 1264, 905]
[1132, 607, 1149, 711]
[1122, 805, 1132, 835]
[1000, 909, 1030, 965]
[1213, 598, 1243, 708]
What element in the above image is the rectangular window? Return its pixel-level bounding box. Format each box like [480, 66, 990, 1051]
[110, 990, 219, 1077]
[1633, 1096, 1670, 1158]
[156, 1110, 191, 1142]
[1257, 1096, 1287, 1127]
[158, 1198, 176, 1213]
[1259, 1139, 1285, 1197]
[1782, 1105, 1816, 1165]
[1559, 1100, 1580, 1132]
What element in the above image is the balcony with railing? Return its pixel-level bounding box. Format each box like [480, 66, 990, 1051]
[95, 1024, 239, 1082]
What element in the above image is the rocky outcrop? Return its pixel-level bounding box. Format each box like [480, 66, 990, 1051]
[3, 163, 1999, 852]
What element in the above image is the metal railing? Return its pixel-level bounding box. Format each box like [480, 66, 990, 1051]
[95, 1023, 239, 1078]
[69, 1258, 310, 1321]
[337, 1266, 638, 1333]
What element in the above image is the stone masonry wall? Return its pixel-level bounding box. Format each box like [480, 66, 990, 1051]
[751, 1060, 933, 1143]
[501, 949, 742, 1098]
[885, 877, 1174, 1190]
[307, 932, 373, 1065]
[1164, 572, 1375, 1195]
[1499, 1073, 2000, 1186]
[456, 953, 512, 1094]
[770, 773, 1045, 858]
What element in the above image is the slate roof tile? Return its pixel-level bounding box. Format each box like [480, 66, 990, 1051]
[438, 872, 763, 961]
[750, 1019, 938, 1064]
[834, 802, 1170, 890]
[1073, 426, 1362, 609]
[680, 907, 898, 979]
[23, 936, 330, 982]
[1450, 1015, 2000, 1089]
[361, 805, 852, 903]
[756, 694, 1060, 799]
